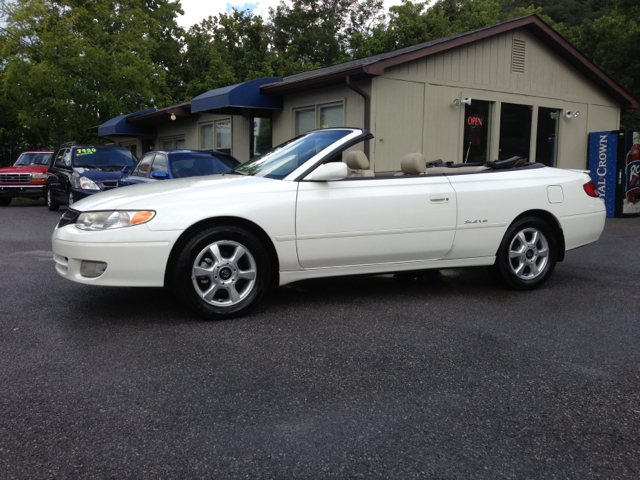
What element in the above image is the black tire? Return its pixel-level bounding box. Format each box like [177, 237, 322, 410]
[172, 225, 271, 320]
[490, 216, 558, 290]
[0, 197, 11, 206]
[46, 186, 60, 211]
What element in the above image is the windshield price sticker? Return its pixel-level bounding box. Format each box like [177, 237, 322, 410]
[76, 148, 97, 156]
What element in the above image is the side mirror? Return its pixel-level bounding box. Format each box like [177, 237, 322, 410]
[151, 171, 168, 180]
[305, 162, 348, 181]
[55, 161, 70, 169]
[121, 165, 133, 174]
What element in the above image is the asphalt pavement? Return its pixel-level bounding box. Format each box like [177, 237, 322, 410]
[1, 201, 639, 479]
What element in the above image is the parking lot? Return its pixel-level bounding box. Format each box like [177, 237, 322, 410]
[1, 202, 639, 479]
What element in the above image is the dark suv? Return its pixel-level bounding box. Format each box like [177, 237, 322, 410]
[46, 143, 137, 211]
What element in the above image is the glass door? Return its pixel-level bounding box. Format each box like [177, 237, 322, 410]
[462, 100, 492, 163]
[535, 108, 560, 166]
[499, 103, 532, 160]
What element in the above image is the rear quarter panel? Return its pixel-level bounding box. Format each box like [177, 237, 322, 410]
[446, 167, 605, 259]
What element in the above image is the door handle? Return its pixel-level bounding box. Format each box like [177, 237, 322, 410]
[430, 195, 450, 204]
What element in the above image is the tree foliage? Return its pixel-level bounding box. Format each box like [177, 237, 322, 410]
[0, 0, 183, 156]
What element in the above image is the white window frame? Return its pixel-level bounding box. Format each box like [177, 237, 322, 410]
[198, 119, 232, 153]
[292, 99, 345, 137]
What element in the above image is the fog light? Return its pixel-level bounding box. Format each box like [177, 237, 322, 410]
[80, 260, 107, 278]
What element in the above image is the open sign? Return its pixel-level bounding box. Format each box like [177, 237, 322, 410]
[467, 114, 484, 127]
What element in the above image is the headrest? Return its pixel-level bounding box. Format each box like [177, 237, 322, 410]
[401, 153, 426, 175]
[345, 151, 369, 170]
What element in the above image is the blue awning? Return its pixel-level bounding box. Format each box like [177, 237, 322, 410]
[191, 78, 283, 113]
[98, 109, 157, 136]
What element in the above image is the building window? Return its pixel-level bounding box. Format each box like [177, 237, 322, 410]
[161, 137, 185, 151]
[251, 116, 272, 158]
[295, 108, 316, 136]
[215, 120, 232, 154]
[535, 107, 560, 167]
[499, 103, 532, 160]
[120, 141, 138, 157]
[200, 123, 214, 150]
[462, 100, 492, 163]
[320, 104, 343, 129]
[200, 120, 231, 154]
[294, 102, 344, 136]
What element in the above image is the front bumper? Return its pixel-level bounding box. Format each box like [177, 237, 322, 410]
[52, 223, 182, 287]
[0, 184, 46, 198]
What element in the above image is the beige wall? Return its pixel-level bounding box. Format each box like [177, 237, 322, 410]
[369, 27, 621, 171]
[272, 80, 370, 146]
[154, 112, 252, 162]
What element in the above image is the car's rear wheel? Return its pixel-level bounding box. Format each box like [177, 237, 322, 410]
[491, 217, 557, 290]
[172, 226, 271, 320]
[0, 197, 11, 206]
[47, 186, 60, 211]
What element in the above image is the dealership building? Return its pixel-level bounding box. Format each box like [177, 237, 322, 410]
[91, 15, 639, 172]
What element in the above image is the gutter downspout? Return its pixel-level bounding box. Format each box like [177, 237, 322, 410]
[345, 75, 370, 158]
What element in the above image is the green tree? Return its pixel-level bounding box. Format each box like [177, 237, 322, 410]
[560, 0, 640, 128]
[268, 0, 386, 71]
[181, 8, 274, 99]
[349, 0, 547, 58]
[0, 0, 182, 148]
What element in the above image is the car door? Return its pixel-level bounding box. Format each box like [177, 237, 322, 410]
[47, 148, 70, 201]
[295, 175, 457, 268]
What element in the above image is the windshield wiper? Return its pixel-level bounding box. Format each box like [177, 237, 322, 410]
[226, 170, 249, 176]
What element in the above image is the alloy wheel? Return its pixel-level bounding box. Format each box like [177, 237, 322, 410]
[191, 240, 257, 307]
[508, 227, 549, 280]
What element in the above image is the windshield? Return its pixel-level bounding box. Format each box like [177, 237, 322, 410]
[73, 147, 136, 168]
[231, 130, 351, 179]
[15, 152, 52, 166]
[171, 153, 240, 178]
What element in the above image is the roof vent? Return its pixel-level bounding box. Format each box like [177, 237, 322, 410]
[511, 39, 526, 74]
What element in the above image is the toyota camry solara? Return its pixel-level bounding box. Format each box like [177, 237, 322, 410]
[52, 128, 606, 320]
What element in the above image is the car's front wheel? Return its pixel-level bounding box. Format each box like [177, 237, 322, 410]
[172, 226, 271, 320]
[47, 187, 60, 211]
[491, 217, 558, 290]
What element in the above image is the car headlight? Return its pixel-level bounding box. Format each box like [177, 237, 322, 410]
[79, 176, 100, 190]
[76, 211, 156, 230]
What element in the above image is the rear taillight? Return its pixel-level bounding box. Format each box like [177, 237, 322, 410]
[583, 180, 600, 198]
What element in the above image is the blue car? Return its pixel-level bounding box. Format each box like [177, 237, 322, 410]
[118, 150, 241, 187]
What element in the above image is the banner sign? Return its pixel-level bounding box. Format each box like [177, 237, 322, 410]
[588, 131, 618, 217]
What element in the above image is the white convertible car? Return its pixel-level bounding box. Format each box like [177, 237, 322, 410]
[52, 128, 606, 320]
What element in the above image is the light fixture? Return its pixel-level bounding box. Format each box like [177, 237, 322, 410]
[565, 110, 580, 119]
[453, 98, 472, 107]
[170, 112, 176, 121]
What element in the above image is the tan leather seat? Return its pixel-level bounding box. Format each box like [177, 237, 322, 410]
[400, 153, 426, 175]
[346, 151, 374, 177]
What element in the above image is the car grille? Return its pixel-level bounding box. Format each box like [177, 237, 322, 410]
[102, 181, 118, 190]
[0, 173, 31, 183]
[58, 208, 80, 228]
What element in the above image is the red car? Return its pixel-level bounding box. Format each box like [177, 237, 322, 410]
[0, 151, 54, 206]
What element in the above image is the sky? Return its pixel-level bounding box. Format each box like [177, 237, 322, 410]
[177, 0, 405, 30]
